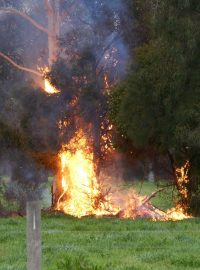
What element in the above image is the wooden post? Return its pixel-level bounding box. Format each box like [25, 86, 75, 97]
[27, 201, 41, 270]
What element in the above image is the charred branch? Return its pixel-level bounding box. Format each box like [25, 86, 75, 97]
[139, 184, 173, 209]
[141, 188, 165, 206]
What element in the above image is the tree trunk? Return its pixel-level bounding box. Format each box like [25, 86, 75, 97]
[46, 0, 60, 66]
[46, 0, 61, 207]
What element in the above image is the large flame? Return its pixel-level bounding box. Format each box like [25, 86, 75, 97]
[55, 130, 192, 221]
[57, 129, 119, 218]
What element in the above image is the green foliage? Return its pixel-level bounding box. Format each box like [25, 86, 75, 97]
[0, 182, 19, 214]
[109, 1, 200, 214]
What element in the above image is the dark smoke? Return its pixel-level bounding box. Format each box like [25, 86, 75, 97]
[0, 0, 131, 212]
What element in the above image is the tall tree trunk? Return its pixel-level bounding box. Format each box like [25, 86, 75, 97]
[46, 0, 60, 66]
[45, 0, 61, 206]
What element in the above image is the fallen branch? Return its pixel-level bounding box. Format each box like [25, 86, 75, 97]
[0, 52, 43, 77]
[141, 188, 165, 206]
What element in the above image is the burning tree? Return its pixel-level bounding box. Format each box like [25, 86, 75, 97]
[0, 0, 192, 220]
[46, 0, 129, 206]
[0, 0, 129, 212]
[0, 0, 79, 211]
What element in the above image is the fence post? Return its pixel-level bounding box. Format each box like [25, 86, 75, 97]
[27, 201, 41, 270]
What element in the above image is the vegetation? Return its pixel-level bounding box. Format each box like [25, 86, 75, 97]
[109, 1, 200, 215]
[0, 214, 200, 270]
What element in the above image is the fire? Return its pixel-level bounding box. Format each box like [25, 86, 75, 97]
[176, 160, 190, 200]
[38, 66, 60, 94]
[44, 78, 60, 94]
[163, 161, 192, 221]
[166, 205, 191, 221]
[104, 74, 110, 89]
[57, 129, 119, 218]
[55, 130, 192, 221]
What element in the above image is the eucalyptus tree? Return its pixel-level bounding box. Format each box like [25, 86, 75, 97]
[0, 0, 130, 208]
[0, 0, 80, 70]
[46, 0, 130, 205]
[0, 0, 76, 209]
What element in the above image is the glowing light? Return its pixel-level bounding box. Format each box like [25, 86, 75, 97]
[38, 66, 60, 94]
[56, 129, 119, 218]
[104, 74, 109, 89]
[44, 78, 60, 94]
[176, 160, 190, 199]
[166, 205, 192, 221]
[55, 129, 191, 221]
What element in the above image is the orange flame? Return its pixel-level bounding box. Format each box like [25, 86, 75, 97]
[44, 78, 60, 94]
[57, 129, 119, 218]
[55, 130, 192, 221]
[176, 160, 190, 200]
[166, 205, 191, 221]
[38, 66, 60, 94]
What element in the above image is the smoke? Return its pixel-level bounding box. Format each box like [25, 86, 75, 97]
[59, 0, 129, 79]
[0, 0, 131, 212]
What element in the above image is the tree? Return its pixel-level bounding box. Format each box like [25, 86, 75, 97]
[0, 0, 130, 209]
[47, 0, 130, 205]
[110, 0, 200, 215]
[0, 0, 81, 71]
[0, 0, 74, 210]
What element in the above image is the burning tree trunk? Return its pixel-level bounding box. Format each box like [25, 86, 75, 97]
[167, 150, 191, 214]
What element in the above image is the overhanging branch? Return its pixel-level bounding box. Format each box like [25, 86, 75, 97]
[0, 7, 50, 35]
[0, 52, 43, 77]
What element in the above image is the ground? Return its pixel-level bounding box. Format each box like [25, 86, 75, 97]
[1, 181, 200, 270]
[1, 215, 200, 270]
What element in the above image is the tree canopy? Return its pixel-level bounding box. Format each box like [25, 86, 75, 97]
[110, 0, 200, 214]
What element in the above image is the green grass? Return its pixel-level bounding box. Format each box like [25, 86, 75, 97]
[1, 181, 199, 270]
[1, 214, 200, 270]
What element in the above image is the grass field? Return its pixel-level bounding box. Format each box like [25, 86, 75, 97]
[1, 181, 200, 270]
[1, 214, 200, 270]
